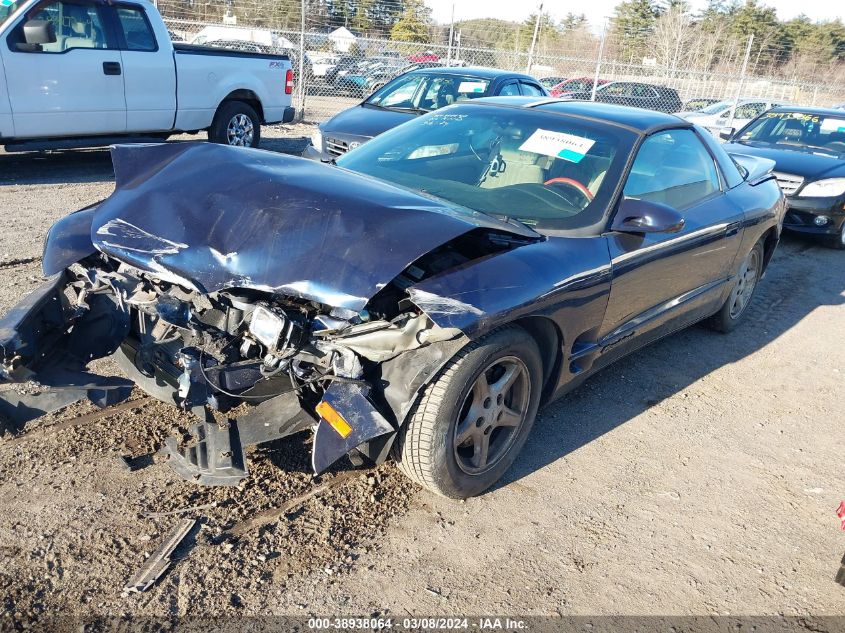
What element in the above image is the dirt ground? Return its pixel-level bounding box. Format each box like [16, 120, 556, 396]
[0, 126, 843, 627]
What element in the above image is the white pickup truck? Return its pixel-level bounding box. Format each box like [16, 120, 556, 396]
[0, 0, 295, 150]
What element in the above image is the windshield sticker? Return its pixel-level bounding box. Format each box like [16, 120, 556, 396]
[458, 81, 487, 94]
[820, 118, 845, 133]
[519, 129, 596, 163]
[764, 111, 820, 123]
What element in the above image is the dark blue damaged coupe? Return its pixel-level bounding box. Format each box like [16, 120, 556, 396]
[0, 98, 785, 499]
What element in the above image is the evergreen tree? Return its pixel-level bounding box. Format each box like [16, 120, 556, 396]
[611, 0, 663, 62]
[390, 0, 432, 42]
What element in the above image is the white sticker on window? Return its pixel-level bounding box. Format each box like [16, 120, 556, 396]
[519, 129, 596, 163]
[458, 81, 487, 94]
[820, 118, 845, 133]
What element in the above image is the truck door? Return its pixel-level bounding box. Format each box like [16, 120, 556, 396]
[2, 0, 126, 138]
[110, 3, 176, 133]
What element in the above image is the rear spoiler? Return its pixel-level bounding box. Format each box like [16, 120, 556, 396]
[728, 153, 777, 186]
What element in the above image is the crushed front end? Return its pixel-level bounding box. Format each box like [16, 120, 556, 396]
[0, 252, 467, 485]
[0, 141, 542, 486]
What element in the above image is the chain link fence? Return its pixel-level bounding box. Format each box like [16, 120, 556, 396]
[162, 15, 845, 127]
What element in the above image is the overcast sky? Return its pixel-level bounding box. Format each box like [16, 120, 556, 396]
[426, 0, 845, 28]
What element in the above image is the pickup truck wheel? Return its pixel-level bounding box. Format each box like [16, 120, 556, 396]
[209, 100, 261, 148]
[392, 326, 542, 499]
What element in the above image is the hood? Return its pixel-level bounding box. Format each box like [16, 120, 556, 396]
[323, 103, 417, 139]
[723, 141, 845, 180]
[91, 143, 536, 311]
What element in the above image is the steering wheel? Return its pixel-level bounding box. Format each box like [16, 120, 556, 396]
[543, 177, 594, 203]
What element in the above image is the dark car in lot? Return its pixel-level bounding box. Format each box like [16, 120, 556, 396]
[548, 77, 608, 98]
[304, 67, 547, 161]
[722, 107, 845, 248]
[563, 81, 683, 113]
[0, 100, 783, 499]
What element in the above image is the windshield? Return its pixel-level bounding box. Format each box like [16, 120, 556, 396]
[736, 110, 845, 156]
[699, 101, 731, 115]
[365, 73, 491, 112]
[0, 0, 25, 28]
[337, 104, 636, 232]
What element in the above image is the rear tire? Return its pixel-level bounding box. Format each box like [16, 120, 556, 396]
[208, 100, 261, 148]
[707, 240, 764, 333]
[393, 326, 543, 499]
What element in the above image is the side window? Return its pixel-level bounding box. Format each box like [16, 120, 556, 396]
[14, 1, 108, 52]
[624, 129, 721, 209]
[115, 6, 156, 51]
[735, 102, 765, 119]
[519, 82, 544, 96]
[498, 82, 520, 96]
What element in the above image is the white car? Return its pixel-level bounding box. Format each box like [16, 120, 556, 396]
[310, 53, 339, 79]
[0, 0, 294, 150]
[679, 99, 789, 138]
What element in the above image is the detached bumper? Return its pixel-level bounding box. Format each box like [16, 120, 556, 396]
[0, 273, 133, 430]
[0, 273, 395, 483]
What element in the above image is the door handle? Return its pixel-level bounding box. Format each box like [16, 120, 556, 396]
[726, 221, 742, 237]
[103, 61, 121, 76]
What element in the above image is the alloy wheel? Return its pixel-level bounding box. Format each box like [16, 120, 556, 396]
[453, 356, 531, 475]
[226, 114, 254, 147]
[729, 248, 760, 319]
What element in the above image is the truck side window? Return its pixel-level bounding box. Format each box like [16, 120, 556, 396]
[114, 6, 156, 51]
[9, 0, 108, 52]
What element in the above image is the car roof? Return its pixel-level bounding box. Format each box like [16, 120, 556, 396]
[486, 98, 688, 133]
[768, 105, 845, 116]
[406, 66, 539, 82]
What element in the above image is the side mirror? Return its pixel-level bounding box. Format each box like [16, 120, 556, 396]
[611, 198, 685, 234]
[718, 127, 735, 141]
[23, 19, 56, 45]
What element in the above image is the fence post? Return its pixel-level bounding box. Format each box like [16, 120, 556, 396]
[447, 3, 455, 64]
[591, 19, 607, 101]
[526, 3, 542, 74]
[727, 34, 753, 134]
[297, 0, 306, 121]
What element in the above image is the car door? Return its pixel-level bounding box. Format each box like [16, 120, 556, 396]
[111, 3, 176, 132]
[596, 127, 745, 362]
[2, 0, 126, 137]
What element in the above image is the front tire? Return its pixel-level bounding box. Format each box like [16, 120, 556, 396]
[393, 326, 543, 499]
[707, 239, 764, 333]
[208, 100, 261, 148]
[827, 221, 845, 250]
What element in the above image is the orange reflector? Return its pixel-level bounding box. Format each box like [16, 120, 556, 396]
[316, 401, 353, 438]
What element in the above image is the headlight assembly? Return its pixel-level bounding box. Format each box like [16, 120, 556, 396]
[310, 128, 323, 151]
[249, 306, 285, 348]
[798, 178, 845, 197]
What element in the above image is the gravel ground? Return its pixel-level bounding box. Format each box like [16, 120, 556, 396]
[0, 127, 843, 626]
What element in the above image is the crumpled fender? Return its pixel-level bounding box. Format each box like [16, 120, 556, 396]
[42, 205, 98, 276]
[407, 236, 613, 338]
